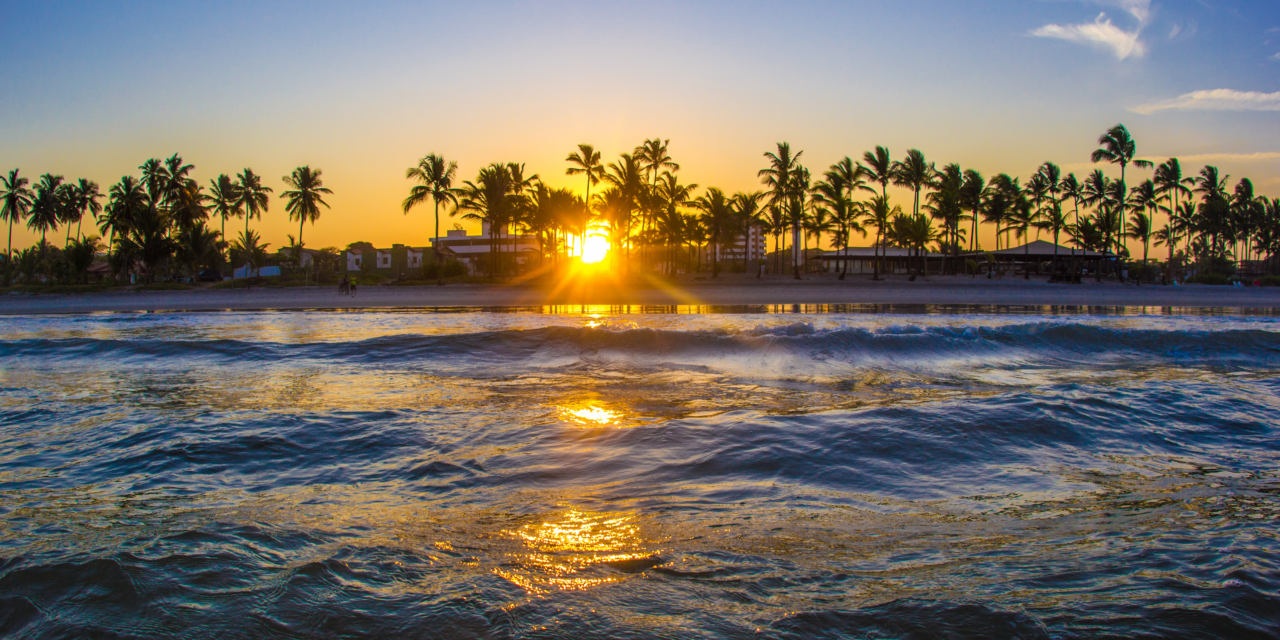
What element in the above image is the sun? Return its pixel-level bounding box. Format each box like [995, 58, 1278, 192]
[581, 232, 610, 264]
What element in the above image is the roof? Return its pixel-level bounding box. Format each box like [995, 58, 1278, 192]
[438, 244, 539, 256]
[969, 240, 1110, 257]
[816, 246, 914, 259]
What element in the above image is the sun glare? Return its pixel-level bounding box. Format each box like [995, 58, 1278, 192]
[561, 405, 622, 426]
[581, 234, 609, 264]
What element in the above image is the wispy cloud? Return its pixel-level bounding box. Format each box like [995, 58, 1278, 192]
[1272, 52, 1280, 61]
[1031, 1, 1151, 60]
[1032, 13, 1146, 59]
[1131, 89, 1280, 114]
[1138, 152, 1280, 163]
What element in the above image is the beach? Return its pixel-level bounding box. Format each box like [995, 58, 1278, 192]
[3, 273, 1279, 314]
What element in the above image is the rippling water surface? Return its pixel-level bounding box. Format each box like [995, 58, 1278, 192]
[1, 307, 1278, 638]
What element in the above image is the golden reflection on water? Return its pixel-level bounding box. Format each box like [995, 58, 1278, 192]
[559, 405, 623, 427]
[496, 509, 657, 594]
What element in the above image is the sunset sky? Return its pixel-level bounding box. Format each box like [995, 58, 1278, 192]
[3, 0, 1278, 252]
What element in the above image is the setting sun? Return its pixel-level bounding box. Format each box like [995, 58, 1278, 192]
[581, 234, 610, 264]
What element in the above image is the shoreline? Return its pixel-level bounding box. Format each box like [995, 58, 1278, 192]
[3, 273, 1280, 314]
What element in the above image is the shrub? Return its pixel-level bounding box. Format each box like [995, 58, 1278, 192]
[422, 260, 468, 279]
[1260, 275, 1280, 287]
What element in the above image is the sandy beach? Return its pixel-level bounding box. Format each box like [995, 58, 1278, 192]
[3, 273, 1279, 314]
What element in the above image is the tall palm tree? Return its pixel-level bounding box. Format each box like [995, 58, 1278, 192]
[891, 149, 934, 220]
[1, 169, 33, 269]
[691, 188, 735, 277]
[1154, 158, 1191, 231]
[281, 165, 332, 253]
[459, 164, 520, 279]
[1126, 209, 1153, 283]
[404, 154, 461, 285]
[565, 144, 605, 224]
[759, 142, 803, 279]
[67, 179, 103, 241]
[960, 169, 985, 265]
[605, 153, 646, 268]
[209, 174, 241, 241]
[636, 138, 679, 187]
[1091, 124, 1153, 279]
[101, 176, 147, 279]
[230, 229, 269, 284]
[28, 174, 64, 248]
[1060, 173, 1083, 271]
[235, 168, 272, 240]
[858, 146, 893, 279]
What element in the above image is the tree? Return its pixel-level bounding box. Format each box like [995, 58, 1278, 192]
[64, 235, 100, 284]
[1, 169, 33, 278]
[759, 142, 803, 279]
[177, 222, 223, 278]
[235, 168, 273, 239]
[565, 144, 605, 226]
[209, 174, 240, 246]
[230, 229, 268, 286]
[69, 179, 103, 241]
[281, 165, 332, 254]
[1091, 124, 1152, 279]
[691, 188, 735, 277]
[101, 176, 147, 281]
[459, 164, 520, 279]
[1126, 209, 1153, 283]
[605, 153, 646, 268]
[403, 154, 461, 285]
[858, 146, 894, 279]
[891, 149, 934, 220]
[28, 174, 64, 247]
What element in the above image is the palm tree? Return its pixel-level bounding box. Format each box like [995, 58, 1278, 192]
[657, 172, 698, 274]
[858, 146, 895, 279]
[891, 149, 934, 220]
[636, 138, 679, 187]
[459, 164, 520, 279]
[101, 176, 147, 280]
[960, 169, 985, 273]
[230, 229, 269, 285]
[759, 142, 802, 279]
[176, 222, 223, 279]
[404, 155, 461, 285]
[605, 153, 646, 268]
[1060, 173, 1083, 273]
[691, 188, 735, 277]
[209, 174, 240, 241]
[281, 166, 332, 257]
[1091, 124, 1153, 279]
[235, 168, 273, 240]
[1126, 209, 1153, 283]
[67, 179, 103, 241]
[565, 144, 605, 224]
[733, 191, 767, 277]
[1, 169, 33, 273]
[28, 174, 64, 248]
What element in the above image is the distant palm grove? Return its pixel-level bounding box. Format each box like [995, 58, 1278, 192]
[2, 123, 1278, 287]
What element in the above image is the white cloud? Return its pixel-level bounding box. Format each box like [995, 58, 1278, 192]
[1272, 52, 1280, 61]
[1130, 89, 1280, 114]
[1104, 0, 1151, 23]
[1168, 24, 1181, 39]
[1031, 13, 1146, 59]
[1138, 152, 1280, 163]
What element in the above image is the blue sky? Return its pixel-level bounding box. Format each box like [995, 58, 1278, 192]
[2, 0, 1277, 249]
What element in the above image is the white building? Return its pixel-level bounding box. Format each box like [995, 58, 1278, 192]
[701, 225, 768, 263]
[430, 224, 539, 275]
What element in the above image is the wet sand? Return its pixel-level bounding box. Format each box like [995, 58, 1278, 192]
[3, 273, 1279, 314]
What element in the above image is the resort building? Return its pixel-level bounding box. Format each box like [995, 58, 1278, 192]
[701, 225, 769, 264]
[430, 224, 539, 275]
[815, 241, 1112, 275]
[343, 243, 432, 278]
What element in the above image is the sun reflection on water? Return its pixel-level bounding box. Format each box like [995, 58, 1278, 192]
[495, 509, 658, 594]
[559, 405, 623, 427]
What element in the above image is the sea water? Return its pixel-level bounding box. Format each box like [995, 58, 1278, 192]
[0, 307, 1277, 638]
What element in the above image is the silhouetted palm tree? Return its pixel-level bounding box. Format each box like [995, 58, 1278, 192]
[566, 144, 605, 221]
[1, 169, 33, 270]
[892, 149, 934, 220]
[235, 168, 272, 239]
[230, 229, 268, 285]
[209, 174, 240, 242]
[28, 174, 64, 248]
[459, 164, 520, 279]
[692, 188, 735, 277]
[66, 179, 103, 241]
[404, 155, 461, 285]
[281, 165, 332, 254]
[759, 142, 802, 279]
[858, 146, 893, 279]
[1091, 124, 1152, 278]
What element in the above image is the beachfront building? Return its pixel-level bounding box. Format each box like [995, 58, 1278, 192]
[816, 241, 1112, 276]
[344, 242, 432, 279]
[701, 225, 768, 266]
[430, 224, 539, 276]
[814, 246, 915, 274]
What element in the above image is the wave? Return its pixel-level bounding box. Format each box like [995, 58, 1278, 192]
[1, 322, 1277, 370]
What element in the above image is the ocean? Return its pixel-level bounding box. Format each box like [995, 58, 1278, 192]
[0, 306, 1277, 638]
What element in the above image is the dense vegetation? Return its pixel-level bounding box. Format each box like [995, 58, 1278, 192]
[2, 124, 1277, 287]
